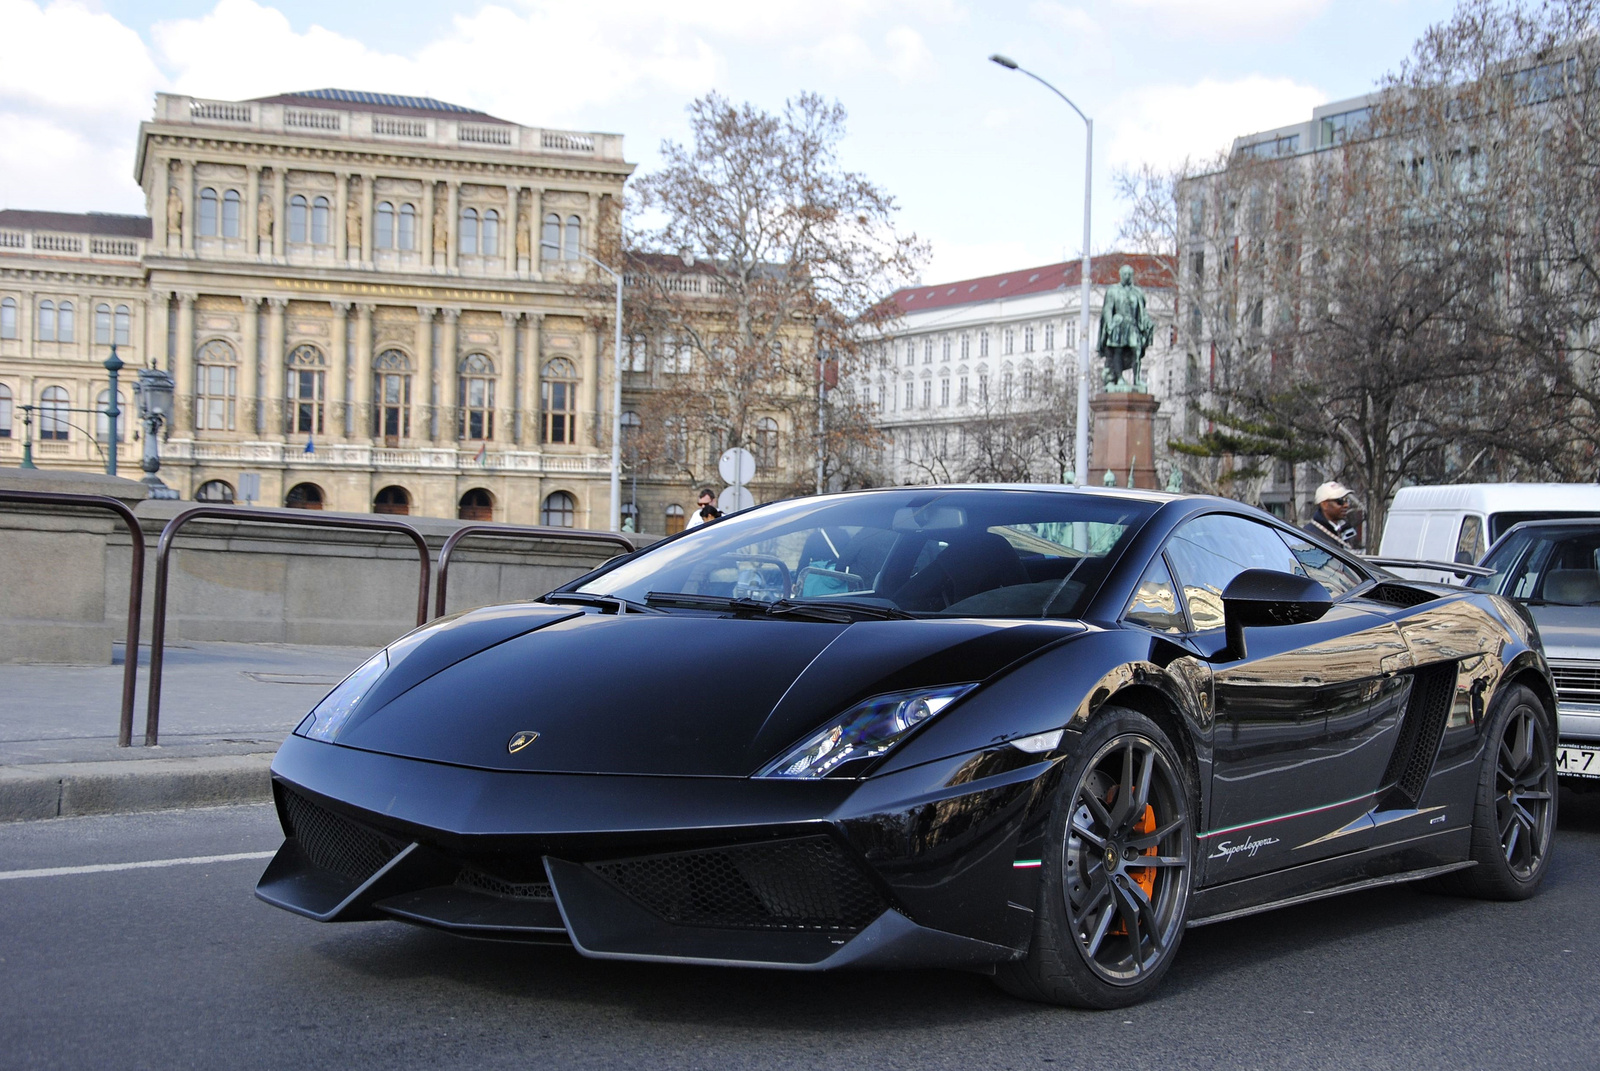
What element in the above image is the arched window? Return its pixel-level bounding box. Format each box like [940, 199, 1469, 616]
[95, 304, 112, 345]
[375, 202, 395, 249]
[37, 300, 55, 341]
[198, 188, 219, 236]
[372, 486, 409, 515]
[563, 215, 580, 260]
[195, 339, 237, 431]
[196, 480, 234, 503]
[0, 383, 12, 438]
[664, 504, 686, 535]
[754, 417, 779, 471]
[541, 357, 577, 444]
[114, 305, 130, 346]
[95, 389, 127, 442]
[288, 195, 308, 243]
[222, 189, 241, 237]
[311, 196, 331, 245]
[662, 416, 687, 465]
[481, 209, 499, 258]
[286, 344, 325, 434]
[39, 385, 70, 440]
[56, 301, 73, 342]
[459, 207, 479, 255]
[398, 204, 416, 250]
[0, 298, 14, 339]
[458, 353, 495, 441]
[373, 349, 412, 442]
[287, 483, 325, 510]
[541, 213, 561, 262]
[542, 491, 575, 527]
[458, 488, 494, 521]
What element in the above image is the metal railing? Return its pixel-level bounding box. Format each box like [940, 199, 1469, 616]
[433, 524, 635, 618]
[0, 490, 145, 746]
[144, 506, 432, 746]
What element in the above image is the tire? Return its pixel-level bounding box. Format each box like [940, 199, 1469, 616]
[995, 707, 1195, 1008]
[1427, 682, 1557, 900]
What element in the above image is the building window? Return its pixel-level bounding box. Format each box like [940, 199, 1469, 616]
[940, 378, 950, 407]
[311, 196, 331, 245]
[482, 209, 499, 257]
[542, 490, 576, 527]
[541, 213, 560, 263]
[222, 190, 241, 237]
[541, 357, 578, 444]
[37, 300, 55, 341]
[979, 372, 989, 402]
[665, 504, 686, 535]
[56, 301, 73, 342]
[959, 334, 969, 360]
[198, 188, 219, 236]
[959, 376, 969, 405]
[372, 485, 409, 515]
[0, 384, 11, 438]
[564, 215, 580, 259]
[39, 385, 70, 440]
[288, 483, 326, 510]
[662, 416, 687, 465]
[95, 304, 112, 344]
[903, 340, 914, 365]
[94, 389, 126, 441]
[979, 331, 989, 357]
[373, 349, 411, 442]
[115, 305, 130, 346]
[754, 417, 779, 471]
[0, 298, 14, 339]
[623, 335, 648, 372]
[195, 339, 237, 431]
[1024, 325, 1035, 353]
[460, 207, 479, 255]
[1044, 323, 1055, 350]
[1023, 368, 1035, 399]
[196, 480, 234, 503]
[904, 381, 914, 408]
[375, 202, 395, 249]
[289, 195, 308, 243]
[286, 344, 325, 435]
[1003, 328, 1014, 355]
[458, 353, 495, 440]
[398, 203, 416, 250]
[923, 339, 933, 363]
[458, 488, 494, 521]
[922, 379, 931, 407]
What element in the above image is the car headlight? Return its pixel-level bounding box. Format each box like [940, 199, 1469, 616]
[297, 649, 388, 742]
[758, 684, 976, 779]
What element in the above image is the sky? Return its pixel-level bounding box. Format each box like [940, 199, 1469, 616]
[0, 0, 1462, 283]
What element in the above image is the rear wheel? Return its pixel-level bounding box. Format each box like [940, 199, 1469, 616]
[995, 708, 1194, 1008]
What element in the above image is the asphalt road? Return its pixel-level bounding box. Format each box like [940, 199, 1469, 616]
[3, 794, 1599, 1071]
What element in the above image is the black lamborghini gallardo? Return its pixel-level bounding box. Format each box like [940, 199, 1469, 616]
[258, 487, 1557, 1007]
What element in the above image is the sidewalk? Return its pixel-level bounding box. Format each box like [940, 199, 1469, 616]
[0, 641, 371, 820]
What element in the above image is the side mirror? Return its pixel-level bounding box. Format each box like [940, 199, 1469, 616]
[1218, 569, 1333, 661]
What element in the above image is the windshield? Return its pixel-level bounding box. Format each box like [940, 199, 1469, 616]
[1471, 527, 1600, 604]
[575, 489, 1155, 619]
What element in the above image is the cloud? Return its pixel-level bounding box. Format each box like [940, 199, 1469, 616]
[1105, 75, 1328, 172]
[1119, 0, 1332, 38]
[884, 26, 935, 82]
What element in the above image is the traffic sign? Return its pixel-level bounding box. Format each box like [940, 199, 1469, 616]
[718, 485, 755, 513]
[718, 447, 756, 485]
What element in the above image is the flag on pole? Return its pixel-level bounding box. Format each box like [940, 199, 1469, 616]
[304, 436, 315, 455]
[474, 441, 487, 467]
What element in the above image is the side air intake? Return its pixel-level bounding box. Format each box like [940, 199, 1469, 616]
[1380, 662, 1457, 808]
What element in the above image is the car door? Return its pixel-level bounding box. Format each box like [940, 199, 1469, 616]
[1163, 513, 1412, 884]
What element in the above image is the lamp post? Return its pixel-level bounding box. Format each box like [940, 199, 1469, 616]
[578, 250, 625, 533]
[103, 347, 123, 477]
[133, 365, 180, 499]
[990, 53, 1093, 489]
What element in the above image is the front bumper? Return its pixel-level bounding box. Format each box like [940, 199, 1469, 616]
[256, 733, 1055, 970]
[1558, 703, 1600, 742]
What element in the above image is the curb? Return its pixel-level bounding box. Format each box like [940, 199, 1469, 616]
[0, 753, 275, 822]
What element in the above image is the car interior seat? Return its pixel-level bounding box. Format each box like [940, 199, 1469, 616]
[891, 530, 1031, 611]
[1542, 568, 1600, 604]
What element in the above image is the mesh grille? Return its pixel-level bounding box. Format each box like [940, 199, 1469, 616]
[1382, 662, 1457, 806]
[454, 868, 554, 901]
[281, 788, 402, 883]
[1551, 662, 1600, 705]
[589, 836, 886, 933]
[1366, 583, 1438, 608]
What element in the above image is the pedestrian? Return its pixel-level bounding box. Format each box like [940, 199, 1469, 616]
[685, 488, 717, 529]
[698, 503, 723, 525]
[1304, 481, 1359, 549]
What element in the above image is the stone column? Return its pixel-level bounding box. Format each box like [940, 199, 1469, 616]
[421, 182, 436, 272]
[334, 171, 349, 262]
[244, 165, 260, 256]
[151, 157, 169, 250]
[240, 296, 260, 436]
[439, 308, 459, 442]
[529, 187, 546, 280]
[528, 313, 543, 445]
[271, 168, 287, 259]
[446, 181, 460, 273]
[329, 302, 350, 439]
[503, 186, 517, 276]
[417, 306, 437, 443]
[180, 160, 195, 255]
[510, 311, 524, 443]
[583, 326, 600, 447]
[144, 294, 163, 370]
[266, 298, 288, 436]
[500, 310, 517, 441]
[174, 293, 196, 430]
[354, 303, 375, 439]
[360, 173, 375, 265]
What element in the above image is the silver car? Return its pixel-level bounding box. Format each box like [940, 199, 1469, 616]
[1471, 519, 1600, 781]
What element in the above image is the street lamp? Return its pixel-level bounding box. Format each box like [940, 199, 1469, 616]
[133, 365, 180, 499]
[990, 53, 1093, 488]
[103, 347, 123, 478]
[577, 250, 625, 533]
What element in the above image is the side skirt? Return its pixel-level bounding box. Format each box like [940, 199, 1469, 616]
[1187, 860, 1475, 928]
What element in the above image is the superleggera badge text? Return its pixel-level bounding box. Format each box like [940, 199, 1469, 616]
[1207, 835, 1280, 861]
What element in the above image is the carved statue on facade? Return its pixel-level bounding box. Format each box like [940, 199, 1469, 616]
[1095, 264, 1155, 391]
[346, 191, 361, 249]
[516, 201, 531, 259]
[433, 188, 448, 254]
[166, 185, 182, 238]
[257, 194, 273, 241]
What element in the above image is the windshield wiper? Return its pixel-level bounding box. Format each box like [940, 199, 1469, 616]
[767, 599, 914, 621]
[643, 591, 772, 615]
[543, 592, 663, 615]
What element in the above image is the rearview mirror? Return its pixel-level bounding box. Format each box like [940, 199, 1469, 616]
[1218, 569, 1333, 661]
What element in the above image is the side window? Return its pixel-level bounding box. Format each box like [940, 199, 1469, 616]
[1125, 555, 1186, 634]
[1279, 531, 1366, 599]
[1455, 515, 1485, 564]
[1165, 514, 1301, 631]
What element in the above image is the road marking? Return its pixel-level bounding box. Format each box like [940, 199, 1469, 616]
[0, 850, 275, 881]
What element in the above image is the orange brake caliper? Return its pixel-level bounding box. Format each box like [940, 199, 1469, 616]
[1130, 804, 1158, 900]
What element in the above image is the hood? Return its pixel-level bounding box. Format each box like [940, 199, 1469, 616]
[1526, 603, 1600, 661]
[331, 610, 1081, 776]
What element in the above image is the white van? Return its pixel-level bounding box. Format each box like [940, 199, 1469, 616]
[1377, 483, 1600, 583]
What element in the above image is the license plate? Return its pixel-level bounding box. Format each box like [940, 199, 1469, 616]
[1557, 743, 1600, 778]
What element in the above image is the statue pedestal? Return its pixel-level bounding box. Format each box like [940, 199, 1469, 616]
[1090, 392, 1160, 490]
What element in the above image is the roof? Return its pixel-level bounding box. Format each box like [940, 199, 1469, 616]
[1390, 483, 1600, 512]
[891, 254, 1173, 314]
[252, 89, 510, 125]
[0, 210, 151, 238]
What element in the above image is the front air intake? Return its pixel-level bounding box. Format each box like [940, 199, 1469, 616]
[280, 787, 403, 883]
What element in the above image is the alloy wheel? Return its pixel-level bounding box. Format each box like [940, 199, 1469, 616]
[1496, 703, 1555, 880]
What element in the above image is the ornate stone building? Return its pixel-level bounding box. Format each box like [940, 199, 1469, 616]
[0, 89, 661, 528]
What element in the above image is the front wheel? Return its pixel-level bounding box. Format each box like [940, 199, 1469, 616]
[995, 708, 1195, 1008]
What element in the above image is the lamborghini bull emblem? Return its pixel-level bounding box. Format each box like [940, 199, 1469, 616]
[507, 730, 540, 754]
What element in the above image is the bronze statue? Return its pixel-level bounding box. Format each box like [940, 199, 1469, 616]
[1096, 264, 1154, 391]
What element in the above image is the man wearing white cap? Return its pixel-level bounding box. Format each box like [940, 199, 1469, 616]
[1304, 481, 1357, 548]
